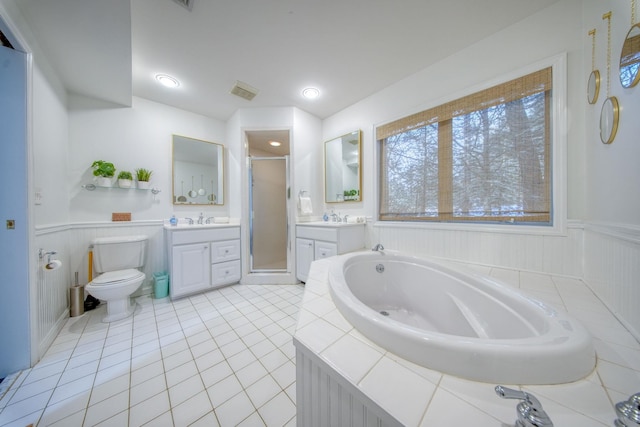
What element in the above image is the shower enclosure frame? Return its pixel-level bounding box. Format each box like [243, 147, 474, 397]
[248, 155, 291, 274]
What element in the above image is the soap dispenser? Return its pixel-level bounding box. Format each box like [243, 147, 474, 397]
[170, 215, 177, 226]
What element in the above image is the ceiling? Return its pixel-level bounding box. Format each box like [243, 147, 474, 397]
[16, 0, 559, 121]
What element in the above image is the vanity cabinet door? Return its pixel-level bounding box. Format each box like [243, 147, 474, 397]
[171, 243, 211, 298]
[296, 238, 314, 283]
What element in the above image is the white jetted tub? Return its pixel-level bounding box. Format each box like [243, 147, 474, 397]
[328, 251, 595, 384]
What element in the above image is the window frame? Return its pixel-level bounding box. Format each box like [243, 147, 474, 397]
[374, 54, 567, 236]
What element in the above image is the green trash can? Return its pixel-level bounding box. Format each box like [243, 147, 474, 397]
[153, 272, 169, 299]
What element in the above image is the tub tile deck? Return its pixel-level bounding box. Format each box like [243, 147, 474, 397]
[294, 258, 640, 426]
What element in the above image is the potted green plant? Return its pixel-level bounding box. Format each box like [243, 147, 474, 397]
[117, 171, 133, 188]
[91, 160, 116, 187]
[135, 168, 153, 189]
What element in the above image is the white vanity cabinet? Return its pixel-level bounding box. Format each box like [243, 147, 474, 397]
[165, 225, 241, 299]
[296, 223, 365, 282]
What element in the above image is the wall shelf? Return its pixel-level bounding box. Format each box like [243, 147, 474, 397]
[82, 183, 161, 194]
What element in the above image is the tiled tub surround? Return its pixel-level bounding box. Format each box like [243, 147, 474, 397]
[294, 258, 640, 427]
[0, 284, 303, 426]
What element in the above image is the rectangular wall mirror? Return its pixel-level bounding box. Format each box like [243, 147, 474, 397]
[173, 135, 224, 205]
[324, 129, 362, 203]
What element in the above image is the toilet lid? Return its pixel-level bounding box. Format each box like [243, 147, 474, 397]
[93, 269, 144, 285]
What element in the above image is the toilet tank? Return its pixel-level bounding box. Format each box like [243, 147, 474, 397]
[92, 235, 148, 273]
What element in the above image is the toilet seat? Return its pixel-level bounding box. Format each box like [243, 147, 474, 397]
[91, 269, 144, 286]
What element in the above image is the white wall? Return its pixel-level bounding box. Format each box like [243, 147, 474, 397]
[67, 96, 227, 223]
[583, 0, 640, 226]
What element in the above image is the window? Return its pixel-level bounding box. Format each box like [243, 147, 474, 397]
[378, 67, 552, 224]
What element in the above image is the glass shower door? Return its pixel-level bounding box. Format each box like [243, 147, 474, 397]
[249, 156, 289, 272]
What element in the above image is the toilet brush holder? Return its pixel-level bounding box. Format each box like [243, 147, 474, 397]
[70, 272, 84, 317]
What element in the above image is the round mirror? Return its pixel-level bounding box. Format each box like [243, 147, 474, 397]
[599, 96, 620, 144]
[620, 23, 640, 88]
[587, 70, 601, 104]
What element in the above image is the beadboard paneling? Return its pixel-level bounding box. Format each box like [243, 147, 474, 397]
[296, 344, 403, 427]
[584, 222, 640, 340]
[369, 221, 583, 277]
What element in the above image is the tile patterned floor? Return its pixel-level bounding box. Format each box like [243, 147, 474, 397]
[0, 284, 304, 427]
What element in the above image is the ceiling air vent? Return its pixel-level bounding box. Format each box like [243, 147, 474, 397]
[172, 0, 194, 11]
[230, 81, 259, 101]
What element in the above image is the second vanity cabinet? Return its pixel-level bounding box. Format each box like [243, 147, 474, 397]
[296, 223, 365, 282]
[165, 225, 241, 299]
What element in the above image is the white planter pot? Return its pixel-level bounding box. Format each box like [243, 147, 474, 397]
[137, 181, 150, 190]
[96, 177, 113, 187]
[118, 179, 132, 188]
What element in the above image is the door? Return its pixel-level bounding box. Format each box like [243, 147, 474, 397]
[249, 157, 288, 272]
[0, 42, 30, 377]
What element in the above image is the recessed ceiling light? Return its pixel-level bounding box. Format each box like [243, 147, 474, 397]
[302, 87, 320, 99]
[155, 74, 180, 88]
[269, 141, 282, 147]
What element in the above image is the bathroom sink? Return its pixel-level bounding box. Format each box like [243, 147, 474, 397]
[298, 221, 364, 227]
[164, 222, 231, 230]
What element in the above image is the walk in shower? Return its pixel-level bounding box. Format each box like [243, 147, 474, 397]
[246, 130, 291, 274]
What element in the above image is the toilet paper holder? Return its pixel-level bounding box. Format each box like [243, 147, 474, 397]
[39, 248, 61, 270]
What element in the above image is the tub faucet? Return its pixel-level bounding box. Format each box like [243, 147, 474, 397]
[372, 244, 384, 251]
[495, 385, 553, 427]
[614, 392, 640, 426]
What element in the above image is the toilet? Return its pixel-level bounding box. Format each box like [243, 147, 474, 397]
[85, 235, 148, 322]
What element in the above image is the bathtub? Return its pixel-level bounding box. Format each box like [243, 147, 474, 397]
[328, 251, 595, 384]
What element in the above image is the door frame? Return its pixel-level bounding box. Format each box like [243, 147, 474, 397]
[240, 128, 297, 285]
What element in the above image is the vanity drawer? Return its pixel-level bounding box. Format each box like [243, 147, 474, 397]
[210, 239, 240, 262]
[315, 241, 337, 259]
[211, 260, 241, 286]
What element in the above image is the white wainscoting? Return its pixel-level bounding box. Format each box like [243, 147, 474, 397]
[34, 221, 167, 361]
[584, 222, 640, 340]
[370, 221, 584, 277]
[35, 226, 71, 358]
[295, 343, 403, 427]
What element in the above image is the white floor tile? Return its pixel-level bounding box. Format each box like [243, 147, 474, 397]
[129, 389, 170, 427]
[171, 390, 213, 426]
[83, 389, 129, 426]
[246, 375, 281, 409]
[215, 391, 256, 426]
[257, 392, 295, 427]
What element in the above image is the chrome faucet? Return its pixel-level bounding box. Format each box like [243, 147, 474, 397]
[197, 212, 204, 224]
[372, 244, 384, 251]
[495, 385, 553, 427]
[614, 392, 640, 426]
[185, 217, 194, 225]
[330, 212, 339, 222]
[205, 217, 215, 224]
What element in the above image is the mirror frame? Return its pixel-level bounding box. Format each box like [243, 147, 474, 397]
[599, 96, 620, 144]
[324, 130, 362, 203]
[587, 70, 601, 104]
[620, 22, 640, 88]
[172, 135, 225, 205]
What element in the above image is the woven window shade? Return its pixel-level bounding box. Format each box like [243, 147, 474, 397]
[376, 68, 551, 141]
[378, 67, 552, 224]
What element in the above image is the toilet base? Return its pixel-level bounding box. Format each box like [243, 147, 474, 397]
[102, 297, 135, 322]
